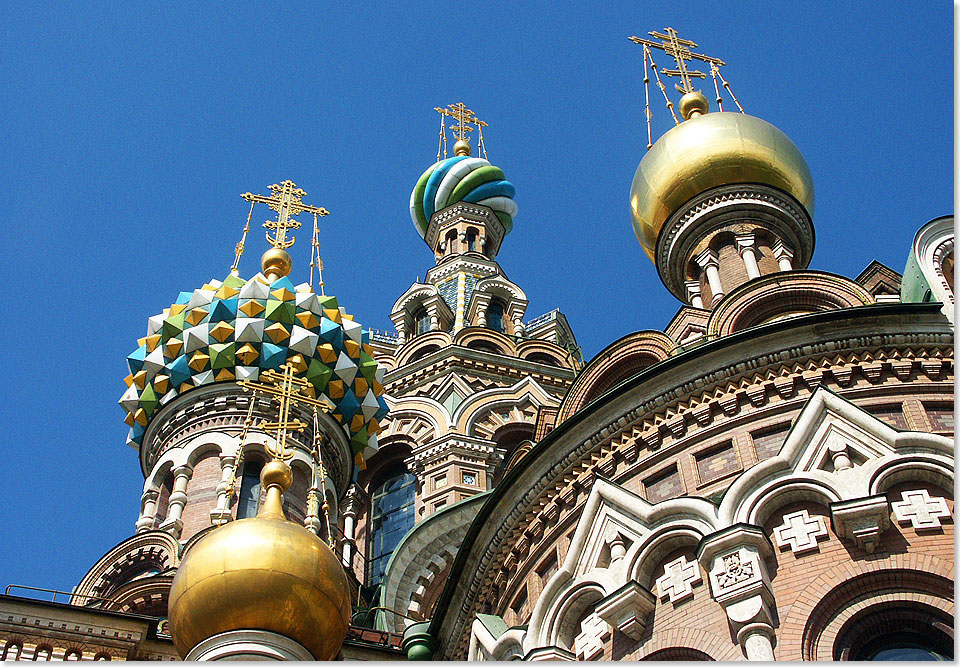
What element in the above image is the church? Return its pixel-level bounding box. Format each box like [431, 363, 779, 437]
[0, 26, 953, 662]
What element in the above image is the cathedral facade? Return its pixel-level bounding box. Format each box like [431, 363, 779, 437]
[0, 32, 954, 662]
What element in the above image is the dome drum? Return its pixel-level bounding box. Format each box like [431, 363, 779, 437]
[655, 183, 815, 302]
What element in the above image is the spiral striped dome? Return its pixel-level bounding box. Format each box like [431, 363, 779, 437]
[410, 156, 517, 238]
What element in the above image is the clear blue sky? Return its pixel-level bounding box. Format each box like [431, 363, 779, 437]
[0, 3, 952, 596]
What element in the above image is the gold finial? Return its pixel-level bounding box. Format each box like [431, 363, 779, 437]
[629, 27, 725, 95]
[238, 361, 334, 461]
[434, 102, 489, 160]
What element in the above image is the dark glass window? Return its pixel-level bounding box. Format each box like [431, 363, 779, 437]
[414, 308, 430, 335]
[368, 465, 416, 586]
[487, 301, 504, 333]
[858, 632, 952, 661]
[466, 228, 478, 252]
[237, 460, 263, 519]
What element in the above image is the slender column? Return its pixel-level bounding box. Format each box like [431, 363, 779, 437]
[695, 248, 724, 304]
[161, 464, 193, 539]
[513, 316, 524, 337]
[397, 323, 407, 344]
[136, 489, 160, 533]
[738, 624, 776, 660]
[685, 279, 704, 308]
[209, 455, 236, 525]
[736, 234, 762, 280]
[341, 490, 359, 568]
[772, 240, 794, 272]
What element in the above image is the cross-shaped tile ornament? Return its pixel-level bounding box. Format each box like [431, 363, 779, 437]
[892, 489, 951, 530]
[655, 555, 702, 602]
[573, 611, 609, 661]
[773, 509, 828, 554]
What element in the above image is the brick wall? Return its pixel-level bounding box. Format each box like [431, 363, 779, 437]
[180, 453, 221, 540]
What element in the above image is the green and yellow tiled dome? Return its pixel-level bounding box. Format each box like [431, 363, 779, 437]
[119, 272, 389, 458]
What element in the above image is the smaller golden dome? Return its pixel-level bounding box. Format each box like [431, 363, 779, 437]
[630, 112, 815, 261]
[168, 461, 351, 660]
[453, 138, 472, 156]
[261, 248, 293, 282]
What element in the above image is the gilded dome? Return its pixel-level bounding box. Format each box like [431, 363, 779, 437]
[168, 461, 352, 660]
[630, 112, 815, 261]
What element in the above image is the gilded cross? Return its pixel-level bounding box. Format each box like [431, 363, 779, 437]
[434, 102, 488, 142]
[241, 180, 329, 250]
[629, 27, 725, 94]
[239, 362, 333, 460]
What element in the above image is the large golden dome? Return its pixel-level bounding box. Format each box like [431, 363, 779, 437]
[167, 461, 351, 660]
[630, 111, 815, 261]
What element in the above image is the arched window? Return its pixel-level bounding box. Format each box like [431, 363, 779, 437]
[34, 645, 53, 661]
[367, 463, 416, 587]
[487, 301, 504, 333]
[445, 230, 458, 254]
[414, 308, 431, 335]
[466, 227, 478, 252]
[64, 649, 82, 661]
[236, 459, 263, 519]
[93, 653, 112, 661]
[3, 642, 22, 660]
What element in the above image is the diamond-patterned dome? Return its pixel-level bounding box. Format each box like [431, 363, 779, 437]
[119, 272, 388, 457]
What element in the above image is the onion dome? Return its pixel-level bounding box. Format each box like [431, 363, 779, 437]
[119, 272, 389, 458]
[630, 111, 815, 261]
[168, 460, 351, 660]
[409, 155, 517, 238]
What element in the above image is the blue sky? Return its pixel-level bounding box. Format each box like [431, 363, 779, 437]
[0, 3, 952, 596]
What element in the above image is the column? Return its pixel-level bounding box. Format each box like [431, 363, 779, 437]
[772, 240, 795, 272]
[160, 464, 194, 539]
[736, 234, 762, 280]
[698, 525, 777, 660]
[427, 304, 440, 332]
[209, 455, 236, 525]
[341, 488, 360, 568]
[685, 279, 704, 308]
[695, 248, 724, 304]
[136, 489, 160, 533]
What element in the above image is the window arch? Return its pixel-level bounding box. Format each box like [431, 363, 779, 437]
[64, 649, 82, 661]
[367, 463, 416, 587]
[236, 459, 264, 519]
[33, 645, 53, 661]
[466, 227, 479, 252]
[487, 301, 505, 333]
[3, 642, 22, 660]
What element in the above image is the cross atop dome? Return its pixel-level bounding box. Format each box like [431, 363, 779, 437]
[434, 101, 489, 159]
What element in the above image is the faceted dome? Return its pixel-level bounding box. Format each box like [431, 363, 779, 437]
[119, 272, 388, 457]
[168, 461, 351, 660]
[410, 156, 517, 238]
[630, 112, 815, 261]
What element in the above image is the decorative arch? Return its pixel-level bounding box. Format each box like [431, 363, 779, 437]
[454, 377, 556, 436]
[453, 328, 518, 357]
[391, 283, 438, 315]
[558, 331, 675, 422]
[516, 339, 574, 369]
[73, 530, 181, 606]
[473, 275, 527, 303]
[396, 330, 453, 366]
[707, 270, 874, 337]
[634, 629, 741, 661]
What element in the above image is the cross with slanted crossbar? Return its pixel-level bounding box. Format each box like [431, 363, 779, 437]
[629, 27, 725, 94]
[241, 180, 329, 250]
[239, 361, 333, 460]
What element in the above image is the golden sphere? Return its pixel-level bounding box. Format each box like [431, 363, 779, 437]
[678, 90, 709, 119]
[260, 248, 293, 280]
[630, 112, 815, 261]
[453, 139, 472, 156]
[261, 459, 293, 491]
[167, 463, 351, 660]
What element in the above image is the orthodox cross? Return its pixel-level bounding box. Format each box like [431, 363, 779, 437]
[238, 361, 333, 460]
[241, 180, 329, 250]
[629, 27, 725, 94]
[434, 102, 487, 142]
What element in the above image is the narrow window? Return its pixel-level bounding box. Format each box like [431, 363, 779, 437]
[487, 301, 504, 333]
[414, 308, 431, 335]
[368, 463, 416, 586]
[236, 459, 263, 519]
[466, 227, 478, 252]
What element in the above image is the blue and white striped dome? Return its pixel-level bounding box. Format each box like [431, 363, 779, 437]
[410, 156, 517, 237]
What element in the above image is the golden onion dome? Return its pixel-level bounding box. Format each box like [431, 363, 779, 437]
[168, 460, 351, 660]
[630, 111, 815, 261]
